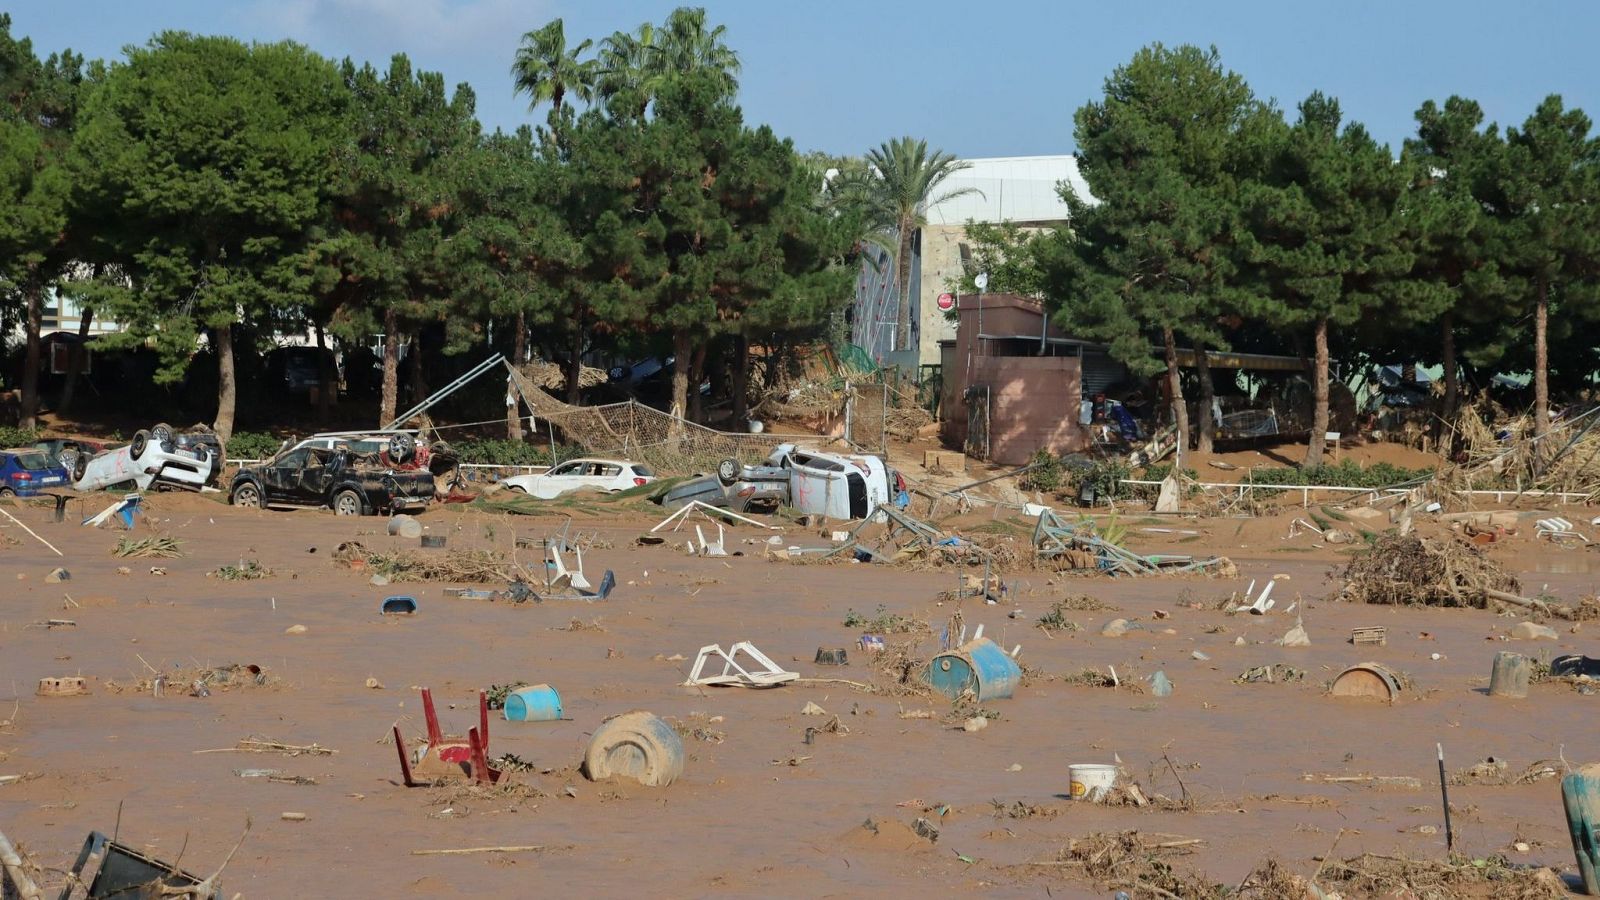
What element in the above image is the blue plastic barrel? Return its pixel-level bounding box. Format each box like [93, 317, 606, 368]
[926, 637, 1020, 701]
[503, 684, 563, 722]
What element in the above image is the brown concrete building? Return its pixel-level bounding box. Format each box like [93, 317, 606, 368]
[939, 293, 1130, 465]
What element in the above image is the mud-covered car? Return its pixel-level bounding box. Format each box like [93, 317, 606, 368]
[228, 446, 433, 515]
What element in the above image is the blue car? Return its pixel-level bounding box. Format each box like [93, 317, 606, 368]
[0, 448, 71, 498]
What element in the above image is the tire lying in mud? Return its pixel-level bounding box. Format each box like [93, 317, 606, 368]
[582, 711, 684, 787]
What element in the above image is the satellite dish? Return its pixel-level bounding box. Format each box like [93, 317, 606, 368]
[974, 272, 990, 292]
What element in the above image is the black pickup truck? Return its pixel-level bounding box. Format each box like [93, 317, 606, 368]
[229, 447, 433, 515]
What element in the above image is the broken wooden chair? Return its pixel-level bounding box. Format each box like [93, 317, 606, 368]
[684, 642, 798, 688]
[393, 688, 501, 787]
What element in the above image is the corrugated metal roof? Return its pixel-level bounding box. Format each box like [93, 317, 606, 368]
[923, 155, 1095, 226]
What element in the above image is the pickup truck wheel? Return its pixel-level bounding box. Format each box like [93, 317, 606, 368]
[231, 483, 261, 508]
[333, 489, 363, 516]
[716, 458, 740, 486]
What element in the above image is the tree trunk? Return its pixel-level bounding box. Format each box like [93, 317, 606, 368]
[59, 305, 93, 416]
[408, 330, 427, 409]
[670, 330, 691, 423]
[1303, 317, 1330, 468]
[731, 332, 750, 424]
[1195, 344, 1215, 455]
[894, 217, 915, 352]
[1438, 311, 1458, 455]
[507, 311, 525, 440]
[1161, 326, 1188, 471]
[379, 307, 399, 427]
[565, 310, 583, 404]
[315, 322, 334, 425]
[213, 323, 237, 444]
[688, 341, 707, 423]
[1533, 278, 1549, 438]
[20, 281, 42, 430]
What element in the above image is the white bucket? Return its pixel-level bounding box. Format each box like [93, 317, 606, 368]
[1068, 763, 1118, 802]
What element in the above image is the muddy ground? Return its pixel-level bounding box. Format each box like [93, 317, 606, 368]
[1, 489, 1595, 898]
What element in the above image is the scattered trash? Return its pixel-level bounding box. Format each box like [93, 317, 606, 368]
[1510, 621, 1558, 641]
[1489, 651, 1531, 699]
[694, 523, 728, 557]
[1033, 509, 1234, 576]
[1278, 620, 1311, 647]
[1191, 651, 1210, 661]
[1234, 665, 1305, 685]
[280, 812, 307, 822]
[365, 677, 385, 690]
[420, 535, 446, 549]
[392, 689, 501, 787]
[387, 515, 423, 539]
[381, 596, 418, 615]
[1148, 671, 1172, 697]
[1068, 763, 1118, 801]
[1329, 663, 1404, 703]
[37, 676, 88, 697]
[801, 701, 828, 716]
[1535, 517, 1587, 542]
[926, 637, 1021, 702]
[582, 711, 684, 787]
[284, 624, 308, 635]
[503, 684, 563, 722]
[45, 567, 70, 583]
[814, 647, 849, 666]
[684, 642, 798, 688]
[1100, 618, 1135, 638]
[962, 716, 988, 733]
[1351, 625, 1387, 646]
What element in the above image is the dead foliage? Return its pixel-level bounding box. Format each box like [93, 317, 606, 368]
[1447, 757, 1565, 787]
[105, 663, 277, 695]
[111, 535, 184, 558]
[1234, 664, 1307, 685]
[426, 777, 548, 814]
[1318, 851, 1567, 900]
[1061, 667, 1142, 692]
[334, 541, 514, 583]
[210, 559, 273, 581]
[1042, 831, 1227, 898]
[559, 617, 606, 632]
[870, 638, 933, 698]
[1336, 533, 1520, 607]
[990, 799, 1057, 820]
[669, 713, 726, 745]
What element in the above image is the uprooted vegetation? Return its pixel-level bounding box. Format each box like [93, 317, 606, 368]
[842, 604, 929, 634]
[333, 541, 514, 583]
[210, 559, 274, 581]
[1028, 831, 1566, 900]
[1336, 533, 1520, 607]
[111, 535, 185, 558]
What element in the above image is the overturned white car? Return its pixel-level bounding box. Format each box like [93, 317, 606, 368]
[73, 424, 223, 493]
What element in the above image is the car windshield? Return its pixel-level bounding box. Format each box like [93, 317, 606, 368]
[10, 451, 52, 470]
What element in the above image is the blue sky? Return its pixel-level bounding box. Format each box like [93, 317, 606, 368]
[7, 1, 1596, 158]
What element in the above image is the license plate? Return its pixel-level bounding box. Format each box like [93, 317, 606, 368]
[42, 477, 62, 483]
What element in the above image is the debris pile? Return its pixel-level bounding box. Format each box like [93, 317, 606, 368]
[334, 541, 513, 583]
[1033, 510, 1235, 577]
[1337, 533, 1520, 608]
[105, 664, 277, 696]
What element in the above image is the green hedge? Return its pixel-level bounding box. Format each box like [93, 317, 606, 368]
[449, 439, 583, 467]
[226, 431, 284, 459]
[0, 426, 39, 448]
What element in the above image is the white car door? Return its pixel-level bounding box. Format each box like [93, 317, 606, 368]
[532, 460, 586, 499]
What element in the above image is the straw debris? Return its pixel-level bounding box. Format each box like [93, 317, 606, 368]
[1336, 533, 1520, 607]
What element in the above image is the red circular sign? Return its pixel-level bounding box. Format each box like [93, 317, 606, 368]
[936, 292, 955, 311]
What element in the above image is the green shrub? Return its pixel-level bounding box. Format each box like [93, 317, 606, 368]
[226, 431, 284, 460]
[1244, 459, 1434, 492]
[0, 426, 39, 448]
[1020, 449, 1064, 492]
[450, 439, 583, 467]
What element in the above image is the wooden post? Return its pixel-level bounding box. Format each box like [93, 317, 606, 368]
[1563, 763, 1600, 895]
[1488, 651, 1530, 699]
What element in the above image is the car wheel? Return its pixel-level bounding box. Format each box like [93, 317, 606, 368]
[151, 423, 175, 451]
[231, 483, 261, 508]
[333, 489, 363, 516]
[0, 487, 13, 498]
[129, 429, 149, 459]
[72, 454, 88, 482]
[716, 458, 740, 486]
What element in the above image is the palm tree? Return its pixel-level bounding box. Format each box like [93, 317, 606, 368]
[595, 24, 658, 118]
[596, 7, 740, 119]
[655, 6, 739, 95]
[511, 18, 595, 114]
[864, 137, 979, 352]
